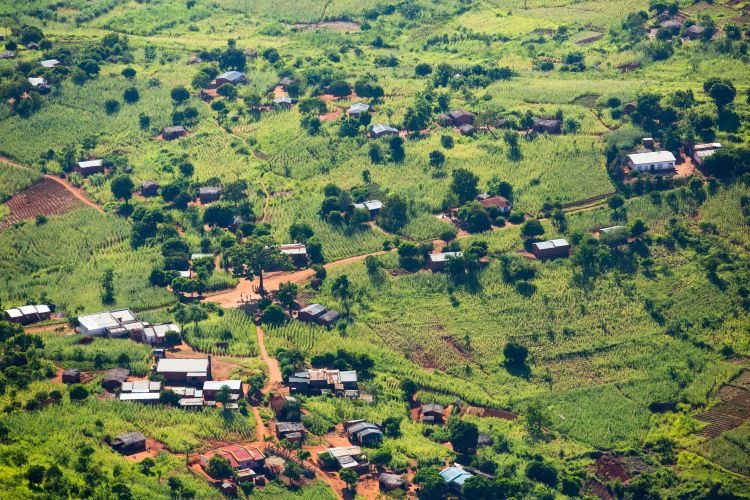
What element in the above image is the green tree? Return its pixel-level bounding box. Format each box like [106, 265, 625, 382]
[207, 455, 233, 479]
[521, 219, 545, 238]
[463, 476, 494, 500]
[339, 468, 358, 491]
[413, 467, 448, 499]
[225, 236, 288, 295]
[171, 86, 190, 104]
[276, 282, 298, 312]
[111, 175, 134, 204]
[378, 194, 409, 232]
[261, 304, 286, 325]
[69, 384, 89, 401]
[450, 168, 479, 204]
[331, 275, 353, 313]
[101, 268, 115, 305]
[448, 418, 478, 454]
[186, 304, 208, 332]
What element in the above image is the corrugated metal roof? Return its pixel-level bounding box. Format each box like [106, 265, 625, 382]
[627, 151, 676, 165]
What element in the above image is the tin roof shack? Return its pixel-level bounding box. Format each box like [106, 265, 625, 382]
[162, 126, 187, 140]
[320, 446, 369, 472]
[112, 432, 147, 455]
[298, 303, 327, 323]
[77, 309, 139, 336]
[203, 380, 243, 402]
[198, 187, 221, 204]
[156, 357, 211, 384]
[440, 466, 474, 493]
[215, 71, 248, 87]
[686, 25, 706, 40]
[317, 310, 340, 327]
[3, 304, 51, 325]
[352, 199, 383, 218]
[275, 422, 305, 443]
[279, 243, 308, 267]
[141, 181, 160, 197]
[288, 368, 358, 396]
[369, 124, 399, 138]
[270, 394, 299, 419]
[118, 392, 160, 404]
[627, 151, 676, 172]
[643, 137, 655, 150]
[531, 239, 570, 259]
[141, 323, 181, 345]
[379, 473, 406, 492]
[75, 159, 104, 176]
[427, 252, 463, 272]
[692, 143, 722, 165]
[346, 421, 384, 446]
[533, 118, 562, 134]
[121, 381, 161, 393]
[102, 368, 130, 392]
[40, 59, 60, 68]
[0, 51, 16, 59]
[200, 444, 265, 474]
[421, 403, 446, 425]
[273, 96, 293, 108]
[347, 103, 370, 117]
[62, 369, 81, 384]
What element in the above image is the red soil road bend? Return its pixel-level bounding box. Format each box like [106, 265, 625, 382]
[0, 156, 104, 214]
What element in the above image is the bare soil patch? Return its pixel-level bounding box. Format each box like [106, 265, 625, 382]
[123, 438, 168, 462]
[0, 178, 83, 229]
[696, 369, 750, 438]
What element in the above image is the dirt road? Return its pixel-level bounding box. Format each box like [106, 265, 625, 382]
[256, 326, 282, 394]
[0, 156, 104, 214]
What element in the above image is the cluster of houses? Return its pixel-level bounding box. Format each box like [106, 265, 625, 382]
[297, 303, 340, 327]
[4, 304, 52, 325]
[76, 308, 181, 345]
[200, 443, 266, 486]
[438, 108, 477, 136]
[657, 16, 709, 41]
[288, 367, 358, 397]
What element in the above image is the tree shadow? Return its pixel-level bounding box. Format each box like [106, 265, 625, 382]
[504, 362, 531, 380]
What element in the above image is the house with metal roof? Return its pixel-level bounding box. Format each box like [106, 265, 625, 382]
[692, 143, 722, 165]
[203, 380, 243, 401]
[162, 125, 187, 140]
[200, 444, 265, 472]
[141, 323, 181, 345]
[77, 309, 138, 336]
[279, 243, 308, 267]
[40, 59, 60, 68]
[198, 187, 221, 204]
[352, 199, 383, 218]
[317, 310, 340, 327]
[421, 403, 446, 424]
[298, 303, 327, 322]
[627, 151, 676, 172]
[156, 357, 211, 384]
[427, 252, 463, 271]
[347, 103, 370, 117]
[440, 466, 474, 492]
[369, 123, 399, 138]
[118, 392, 161, 404]
[121, 381, 161, 393]
[531, 239, 571, 259]
[4, 304, 51, 324]
[346, 421, 383, 446]
[275, 421, 305, 442]
[75, 159, 104, 176]
[319, 446, 369, 471]
[112, 432, 146, 455]
[273, 96, 293, 108]
[215, 71, 248, 86]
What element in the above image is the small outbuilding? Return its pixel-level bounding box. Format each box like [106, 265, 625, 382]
[62, 369, 81, 384]
[140, 181, 160, 197]
[198, 187, 221, 204]
[40, 59, 60, 68]
[275, 421, 305, 442]
[317, 310, 340, 327]
[352, 199, 382, 218]
[0, 51, 15, 59]
[162, 126, 187, 140]
[459, 124, 476, 136]
[112, 432, 147, 455]
[102, 368, 131, 391]
[75, 159, 104, 176]
[686, 25, 706, 40]
[421, 403, 446, 424]
[531, 239, 571, 259]
[369, 124, 399, 138]
[298, 303, 327, 322]
[427, 252, 463, 272]
[347, 103, 370, 117]
[273, 96, 293, 108]
[215, 71, 248, 87]
[533, 118, 562, 134]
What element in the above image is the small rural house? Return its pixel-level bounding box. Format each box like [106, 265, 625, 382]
[317, 310, 340, 327]
[686, 25, 706, 40]
[77, 309, 139, 336]
[162, 126, 187, 140]
[531, 239, 571, 259]
[156, 356, 211, 384]
[4, 304, 51, 324]
[369, 124, 399, 138]
[75, 159, 104, 176]
[119, 381, 161, 402]
[140, 181, 160, 197]
[627, 151, 676, 172]
[440, 466, 474, 493]
[200, 444, 265, 475]
[352, 199, 383, 218]
[477, 194, 511, 214]
[273, 96, 293, 108]
[346, 420, 384, 446]
[40, 59, 60, 68]
[139, 323, 181, 345]
[379, 473, 406, 492]
[0, 51, 15, 59]
[198, 187, 221, 204]
[659, 19, 682, 30]
[533, 118, 562, 134]
[275, 421, 305, 443]
[102, 368, 130, 391]
[203, 380, 243, 401]
[421, 403, 446, 424]
[112, 432, 146, 455]
[215, 71, 248, 87]
[642, 137, 655, 149]
[289, 368, 358, 397]
[320, 446, 369, 472]
[439, 109, 476, 127]
[427, 252, 463, 272]
[347, 103, 370, 117]
[279, 243, 308, 267]
[26, 42, 39, 50]
[61, 369, 80, 384]
[459, 124, 476, 136]
[692, 143, 722, 165]
[298, 303, 327, 323]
